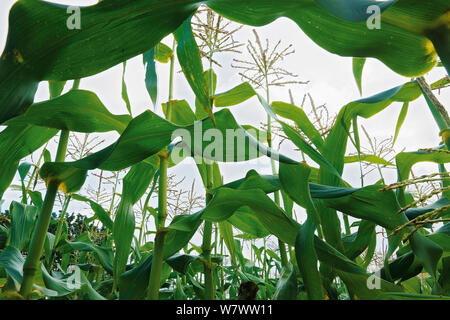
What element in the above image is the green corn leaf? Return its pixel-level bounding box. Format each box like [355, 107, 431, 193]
[279, 162, 324, 299]
[213, 82, 255, 108]
[112, 200, 135, 283]
[121, 62, 132, 115]
[18, 162, 32, 203]
[59, 233, 114, 275]
[154, 42, 174, 63]
[166, 254, 200, 274]
[396, 150, 450, 205]
[39, 108, 297, 190]
[0, 125, 57, 198]
[295, 221, 324, 300]
[71, 194, 113, 230]
[393, 102, 409, 145]
[162, 100, 197, 126]
[272, 101, 324, 151]
[272, 264, 298, 300]
[379, 252, 423, 282]
[143, 49, 158, 107]
[352, 57, 366, 95]
[1, 0, 446, 125]
[40, 264, 106, 300]
[405, 197, 450, 221]
[9, 201, 38, 251]
[344, 155, 394, 166]
[6, 90, 132, 134]
[174, 16, 212, 120]
[218, 221, 237, 267]
[342, 220, 376, 260]
[48, 80, 66, 99]
[202, 188, 300, 245]
[112, 161, 156, 283]
[409, 232, 443, 279]
[323, 185, 408, 230]
[227, 207, 270, 238]
[315, 0, 396, 22]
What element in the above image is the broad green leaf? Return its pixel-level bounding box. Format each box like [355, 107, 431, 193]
[271, 101, 324, 151]
[166, 254, 199, 274]
[396, 150, 450, 205]
[71, 194, 113, 230]
[272, 264, 298, 300]
[218, 221, 237, 267]
[174, 16, 211, 118]
[405, 197, 450, 221]
[0, 226, 8, 250]
[337, 270, 404, 300]
[208, 0, 445, 75]
[227, 207, 270, 238]
[202, 188, 300, 245]
[323, 185, 408, 230]
[9, 201, 38, 251]
[379, 252, 423, 282]
[344, 155, 393, 166]
[0, 246, 25, 284]
[143, 49, 158, 107]
[27, 190, 43, 210]
[162, 100, 196, 126]
[0, 246, 62, 297]
[214, 169, 359, 200]
[438, 257, 450, 295]
[112, 161, 156, 283]
[0, 125, 57, 198]
[0, 0, 199, 123]
[315, 0, 396, 22]
[59, 233, 114, 275]
[1, 0, 446, 124]
[296, 221, 324, 300]
[39, 109, 297, 188]
[212, 82, 341, 178]
[164, 211, 205, 258]
[213, 82, 255, 108]
[342, 220, 376, 260]
[154, 42, 174, 63]
[119, 255, 153, 300]
[40, 265, 106, 300]
[279, 162, 324, 299]
[409, 232, 443, 279]
[321, 81, 422, 187]
[48, 80, 66, 99]
[6, 90, 131, 134]
[113, 200, 135, 284]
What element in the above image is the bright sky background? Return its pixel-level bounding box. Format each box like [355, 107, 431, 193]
[0, 0, 448, 257]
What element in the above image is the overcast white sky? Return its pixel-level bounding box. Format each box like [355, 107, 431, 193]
[0, 0, 448, 252]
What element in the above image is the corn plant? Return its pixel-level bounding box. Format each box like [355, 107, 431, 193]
[0, 0, 449, 301]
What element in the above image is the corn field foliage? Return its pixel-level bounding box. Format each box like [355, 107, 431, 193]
[0, 0, 449, 300]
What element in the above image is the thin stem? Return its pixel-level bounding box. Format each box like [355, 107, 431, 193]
[20, 180, 59, 299]
[416, 77, 450, 129]
[166, 39, 176, 120]
[48, 195, 72, 270]
[20, 109, 72, 298]
[146, 154, 168, 300]
[202, 163, 215, 299]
